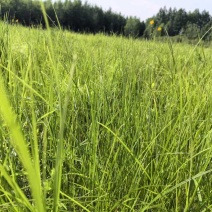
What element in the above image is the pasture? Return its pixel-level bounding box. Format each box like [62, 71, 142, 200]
[0, 21, 212, 211]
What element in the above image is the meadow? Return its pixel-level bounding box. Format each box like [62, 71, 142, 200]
[0, 20, 212, 211]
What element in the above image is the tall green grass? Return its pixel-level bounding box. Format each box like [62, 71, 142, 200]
[0, 20, 212, 211]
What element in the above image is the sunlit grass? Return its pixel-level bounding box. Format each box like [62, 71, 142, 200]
[0, 20, 212, 211]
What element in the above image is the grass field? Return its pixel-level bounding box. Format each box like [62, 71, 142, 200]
[0, 20, 212, 211]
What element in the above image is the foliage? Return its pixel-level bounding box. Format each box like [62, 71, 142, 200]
[184, 23, 200, 40]
[124, 17, 144, 38]
[0, 0, 128, 35]
[144, 7, 212, 41]
[1, 1, 212, 41]
[1, 19, 212, 211]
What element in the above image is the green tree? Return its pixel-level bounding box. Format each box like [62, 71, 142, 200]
[172, 9, 187, 35]
[124, 17, 142, 38]
[156, 7, 169, 24]
[184, 23, 200, 39]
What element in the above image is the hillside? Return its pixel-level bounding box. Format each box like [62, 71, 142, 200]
[1, 0, 212, 40]
[0, 22, 212, 211]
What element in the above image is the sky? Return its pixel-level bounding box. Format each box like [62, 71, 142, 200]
[81, 0, 212, 21]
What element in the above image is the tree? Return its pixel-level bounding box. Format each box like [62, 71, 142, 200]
[184, 23, 200, 40]
[172, 9, 187, 35]
[124, 17, 141, 38]
[156, 7, 168, 24]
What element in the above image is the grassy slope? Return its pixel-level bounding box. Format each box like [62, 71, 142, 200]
[0, 22, 212, 211]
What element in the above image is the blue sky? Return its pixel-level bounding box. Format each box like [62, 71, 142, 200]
[81, 0, 212, 21]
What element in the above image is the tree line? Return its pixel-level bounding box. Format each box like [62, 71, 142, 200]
[1, 0, 212, 41]
[145, 7, 212, 41]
